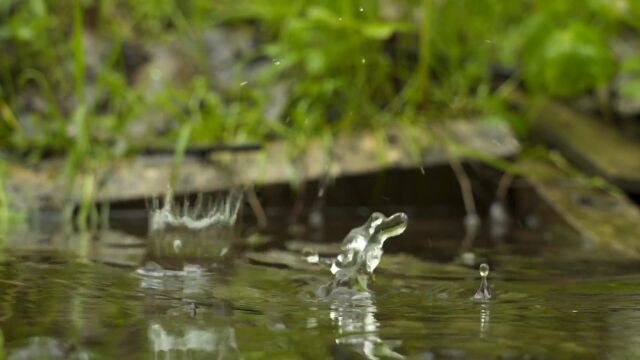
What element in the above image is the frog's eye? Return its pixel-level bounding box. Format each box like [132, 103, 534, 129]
[369, 212, 385, 227]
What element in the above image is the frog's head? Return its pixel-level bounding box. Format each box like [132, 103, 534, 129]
[371, 212, 408, 243]
[364, 212, 386, 234]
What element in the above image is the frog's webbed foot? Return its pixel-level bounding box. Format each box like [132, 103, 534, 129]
[354, 274, 369, 292]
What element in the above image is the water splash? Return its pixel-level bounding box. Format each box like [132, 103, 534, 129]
[473, 263, 491, 301]
[147, 189, 242, 267]
[328, 212, 408, 292]
[149, 189, 243, 232]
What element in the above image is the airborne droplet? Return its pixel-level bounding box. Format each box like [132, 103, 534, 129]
[473, 263, 491, 301]
[479, 263, 490, 277]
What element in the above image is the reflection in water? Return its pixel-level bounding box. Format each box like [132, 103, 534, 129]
[329, 291, 403, 360]
[139, 262, 242, 359]
[148, 322, 241, 359]
[137, 263, 207, 294]
[8, 337, 90, 360]
[479, 304, 490, 338]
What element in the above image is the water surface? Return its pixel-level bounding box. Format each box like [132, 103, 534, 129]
[1, 214, 640, 359]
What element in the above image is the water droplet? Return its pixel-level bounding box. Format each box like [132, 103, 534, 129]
[479, 263, 490, 277]
[473, 263, 491, 301]
[359, 6, 364, 12]
[361, 58, 366, 64]
[173, 239, 182, 254]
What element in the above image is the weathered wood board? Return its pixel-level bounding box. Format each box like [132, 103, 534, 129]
[5, 120, 520, 208]
[519, 97, 640, 192]
[519, 159, 640, 258]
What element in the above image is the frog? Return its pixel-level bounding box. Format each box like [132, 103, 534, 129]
[321, 212, 408, 295]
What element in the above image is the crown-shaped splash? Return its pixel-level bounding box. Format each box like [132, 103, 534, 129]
[149, 188, 243, 232]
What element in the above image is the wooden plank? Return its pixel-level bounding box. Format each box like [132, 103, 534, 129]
[520, 158, 640, 258]
[5, 120, 519, 208]
[516, 96, 640, 192]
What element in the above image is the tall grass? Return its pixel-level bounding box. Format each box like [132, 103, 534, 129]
[0, 0, 637, 222]
[0, 165, 9, 234]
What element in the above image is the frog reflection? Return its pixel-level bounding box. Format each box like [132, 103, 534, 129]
[327, 212, 408, 293]
[330, 294, 403, 359]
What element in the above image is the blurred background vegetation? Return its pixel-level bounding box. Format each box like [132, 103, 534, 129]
[0, 0, 639, 185]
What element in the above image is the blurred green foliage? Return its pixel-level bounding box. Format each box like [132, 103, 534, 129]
[522, 22, 616, 97]
[0, 0, 638, 167]
[621, 56, 640, 98]
[0, 159, 13, 234]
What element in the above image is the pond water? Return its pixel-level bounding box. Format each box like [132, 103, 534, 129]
[1, 212, 640, 359]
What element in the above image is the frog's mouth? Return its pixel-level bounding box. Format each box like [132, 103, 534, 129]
[374, 212, 408, 239]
